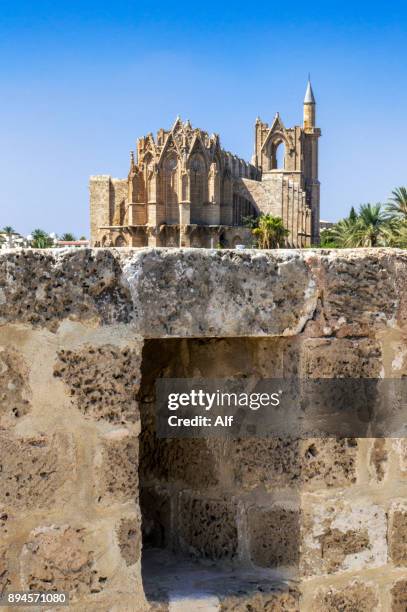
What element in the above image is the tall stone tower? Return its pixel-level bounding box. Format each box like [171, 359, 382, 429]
[252, 79, 321, 245]
[302, 79, 321, 244]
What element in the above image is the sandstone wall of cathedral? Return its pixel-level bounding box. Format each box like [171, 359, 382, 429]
[89, 175, 112, 242]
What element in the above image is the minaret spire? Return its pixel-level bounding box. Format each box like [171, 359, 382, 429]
[303, 77, 316, 129]
[304, 76, 316, 104]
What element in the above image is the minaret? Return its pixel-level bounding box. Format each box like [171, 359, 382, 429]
[303, 78, 316, 131]
[302, 77, 320, 245]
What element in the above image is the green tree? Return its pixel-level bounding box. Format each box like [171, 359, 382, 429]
[319, 227, 340, 248]
[325, 205, 360, 247]
[242, 215, 259, 229]
[383, 219, 407, 248]
[60, 233, 76, 241]
[352, 203, 390, 247]
[2, 226, 15, 247]
[387, 187, 407, 219]
[329, 217, 359, 247]
[31, 229, 54, 249]
[252, 214, 289, 249]
[327, 204, 391, 248]
[319, 193, 407, 250]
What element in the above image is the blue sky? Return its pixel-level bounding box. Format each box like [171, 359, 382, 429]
[1, 0, 407, 236]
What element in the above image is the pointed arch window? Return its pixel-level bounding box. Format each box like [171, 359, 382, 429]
[143, 153, 153, 203]
[270, 140, 285, 170]
[189, 154, 206, 224]
[162, 154, 179, 224]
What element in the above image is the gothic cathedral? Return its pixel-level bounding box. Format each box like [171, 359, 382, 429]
[90, 80, 320, 248]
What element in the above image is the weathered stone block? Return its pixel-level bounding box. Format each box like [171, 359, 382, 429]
[169, 440, 220, 487]
[223, 437, 357, 491]
[299, 338, 382, 436]
[391, 580, 407, 612]
[254, 337, 301, 377]
[0, 249, 132, 330]
[20, 525, 108, 598]
[96, 431, 138, 504]
[247, 506, 299, 568]
[231, 437, 300, 489]
[116, 515, 142, 566]
[54, 344, 142, 424]
[0, 346, 31, 428]
[140, 437, 218, 488]
[0, 433, 76, 512]
[301, 500, 387, 576]
[312, 250, 400, 335]
[301, 337, 382, 378]
[178, 494, 238, 560]
[184, 337, 261, 378]
[389, 502, 407, 566]
[122, 249, 318, 338]
[313, 581, 379, 611]
[301, 438, 358, 489]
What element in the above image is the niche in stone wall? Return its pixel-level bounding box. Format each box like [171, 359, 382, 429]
[138, 337, 301, 607]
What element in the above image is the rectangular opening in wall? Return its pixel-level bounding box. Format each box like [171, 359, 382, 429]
[138, 338, 300, 609]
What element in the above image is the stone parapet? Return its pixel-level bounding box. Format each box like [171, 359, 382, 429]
[1, 247, 406, 336]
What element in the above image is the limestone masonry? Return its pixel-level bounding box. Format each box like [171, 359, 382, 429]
[90, 80, 320, 249]
[1, 247, 407, 611]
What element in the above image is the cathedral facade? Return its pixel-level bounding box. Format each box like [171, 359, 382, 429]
[90, 80, 321, 248]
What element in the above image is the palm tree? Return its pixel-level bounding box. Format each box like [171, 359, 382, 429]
[384, 219, 407, 248]
[60, 233, 76, 241]
[319, 227, 339, 248]
[252, 214, 289, 249]
[31, 229, 53, 249]
[2, 226, 15, 248]
[329, 217, 358, 247]
[387, 187, 407, 219]
[351, 203, 389, 247]
[321, 196, 407, 249]
[329, 204, 390, 248]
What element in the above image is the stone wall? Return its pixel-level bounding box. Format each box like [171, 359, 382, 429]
[236, 176, 311, 247]
[1, 247, 407, 611]
[90, 176, 129, 246]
